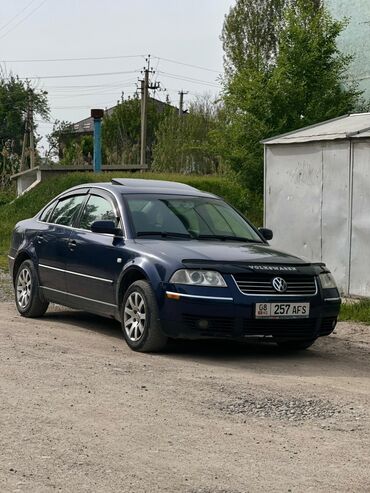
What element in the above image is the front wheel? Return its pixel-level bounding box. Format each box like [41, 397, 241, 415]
[276, 339, 316, 351]
[121, 280, 167, 352]
[15, 260, 49, 317]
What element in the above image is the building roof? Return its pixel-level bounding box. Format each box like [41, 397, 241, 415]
[69, 97, 177, 135]
[262, 113, 370, 145]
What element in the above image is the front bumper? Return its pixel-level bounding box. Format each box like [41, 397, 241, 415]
[159, 281, 341, 341]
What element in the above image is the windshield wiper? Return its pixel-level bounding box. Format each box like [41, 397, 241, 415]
[136, 231, 191, 238]
[195, 234, 262, 243]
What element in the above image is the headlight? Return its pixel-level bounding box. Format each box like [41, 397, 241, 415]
[319, 272, 337, 289]
[170, 269, 227, 287]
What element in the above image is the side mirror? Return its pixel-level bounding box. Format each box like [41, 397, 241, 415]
[91, 220, 119, 235]
[258, 227, 273, 241]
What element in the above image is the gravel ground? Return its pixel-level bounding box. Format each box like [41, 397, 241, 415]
[0, 270, 12, 302]
[0, 273, 369, 492]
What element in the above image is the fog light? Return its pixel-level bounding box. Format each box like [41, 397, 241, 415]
[197, 319, 209, 329]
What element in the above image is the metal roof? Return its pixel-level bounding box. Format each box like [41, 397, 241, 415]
[262, 113, 370, 145]
[69, 98, 178, 135]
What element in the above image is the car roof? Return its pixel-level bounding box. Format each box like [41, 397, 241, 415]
[67, 178, 218, 198]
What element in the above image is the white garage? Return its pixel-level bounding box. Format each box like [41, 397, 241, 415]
[263, 113, 370, 297]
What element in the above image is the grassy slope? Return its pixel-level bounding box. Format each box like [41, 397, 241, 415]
[0, 171, 261, 270]
[339, 300, 370, 325]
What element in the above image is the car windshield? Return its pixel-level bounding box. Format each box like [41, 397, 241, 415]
[124, 194, 262, 242]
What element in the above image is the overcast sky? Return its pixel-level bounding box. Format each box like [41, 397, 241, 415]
[0, 0, 235, 152]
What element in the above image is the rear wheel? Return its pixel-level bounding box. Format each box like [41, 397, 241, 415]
[15, 260, 49, 317]
[121, 280, 167, 352]
[276, 339, 316, 351]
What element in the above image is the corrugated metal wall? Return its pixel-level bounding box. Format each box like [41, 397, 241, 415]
[264, 139, 370, 296]
[349, 141, 370, 296]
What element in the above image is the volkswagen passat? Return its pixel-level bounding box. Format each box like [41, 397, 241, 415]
[9, 179, 341, 352]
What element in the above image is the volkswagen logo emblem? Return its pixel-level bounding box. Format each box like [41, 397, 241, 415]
[272, 277, 287, 293]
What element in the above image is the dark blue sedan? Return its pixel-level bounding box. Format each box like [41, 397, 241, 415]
[8, 178, 341, 352]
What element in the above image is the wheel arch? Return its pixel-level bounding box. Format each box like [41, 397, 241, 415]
[12, 251, 33, 285]
[116, 266, 149, 306]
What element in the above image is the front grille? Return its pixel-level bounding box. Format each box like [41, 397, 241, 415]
[233, 274, 317, 296]
[183, 314, 235, 334]
[243, 318, 317, 339]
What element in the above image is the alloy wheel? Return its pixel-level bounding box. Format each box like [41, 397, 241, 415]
[17, 267, 32, 309]
[123, 291, 146, 342]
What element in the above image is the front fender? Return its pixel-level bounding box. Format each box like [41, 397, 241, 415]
[115, 257, 166, 307]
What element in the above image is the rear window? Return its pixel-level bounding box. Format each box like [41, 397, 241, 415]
[39, 201, 56, 222]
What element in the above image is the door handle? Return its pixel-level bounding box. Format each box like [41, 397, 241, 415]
[68, 239, 77, 251]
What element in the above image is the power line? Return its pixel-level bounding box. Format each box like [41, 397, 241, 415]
[50, 88, 136, 99]
[53, 103, 116, 109]
[0, 54, 145, 63]
[152, 55, 220, 74]
[0, 0, 48, 41]
[42, 80, 138, 92]
[0, 0, 38, 33]
[9, 69, 139, 80]
[157, 70, 220, 88]
[0, 53, 220, 74]
[45, 79, 138, 92]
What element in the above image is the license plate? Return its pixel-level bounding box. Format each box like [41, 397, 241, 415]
[255, 302, 310, 319]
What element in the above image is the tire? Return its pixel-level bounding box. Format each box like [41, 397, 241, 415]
[276, 339, 316, 351]
[121, 280, 167, 352]
[14, 260, 49, 318]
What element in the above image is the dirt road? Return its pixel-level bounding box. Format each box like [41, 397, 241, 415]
[0, 298, 369, 492]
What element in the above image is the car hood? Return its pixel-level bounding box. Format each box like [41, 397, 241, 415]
[133, 239, 320, 274]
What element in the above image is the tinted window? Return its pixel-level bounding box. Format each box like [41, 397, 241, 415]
[79, 195, 117, 230]
[39, 201, 56, 222]
[49, 195, 86, 227]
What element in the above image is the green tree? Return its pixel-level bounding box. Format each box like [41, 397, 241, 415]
[221, 0, 290, 75]
[0, 73, 49, 186]
[102, 96, 171, 165]
[268, 0, 363, 132]
[220, 0, 365, 194]
[152, 96, 223, 174]
[0, 74, 49, 154]
[46, 120, 74, 161]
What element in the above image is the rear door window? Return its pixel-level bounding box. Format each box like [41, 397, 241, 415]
[49, 195, 87, 227]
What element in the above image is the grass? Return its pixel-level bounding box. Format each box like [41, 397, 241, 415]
[0, 187, 16, 206]
[339, 300, 370, 325]
[0, 171, 262, 270]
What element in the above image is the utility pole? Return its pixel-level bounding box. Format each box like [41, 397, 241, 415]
[29, 92, 35, 169]
[178, 90, 188, 117]
[140, 55, 160, 168]
[20, 86, 35, 171]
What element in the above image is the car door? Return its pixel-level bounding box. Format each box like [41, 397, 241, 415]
[64, 190, 127, 316]
[35, 191, 88, 299]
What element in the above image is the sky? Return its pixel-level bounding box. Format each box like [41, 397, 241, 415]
[0, 0, 235, 154]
